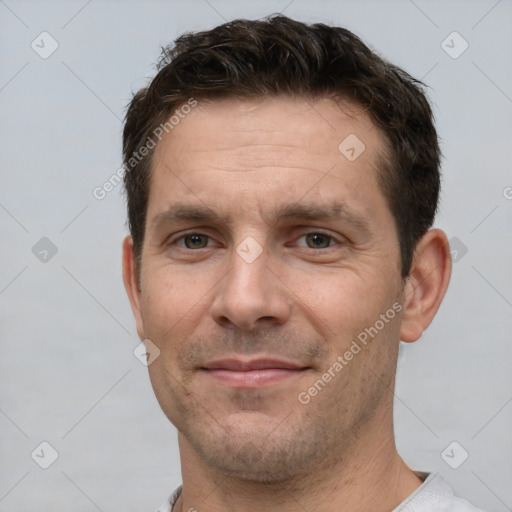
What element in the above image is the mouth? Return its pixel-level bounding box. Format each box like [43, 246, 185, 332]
[200, 357, 311, 388]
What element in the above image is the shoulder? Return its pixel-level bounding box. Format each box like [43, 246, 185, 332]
[440, 496, 486, 512]
[154, 485, 182, 512]
[393, 473, 486, 512]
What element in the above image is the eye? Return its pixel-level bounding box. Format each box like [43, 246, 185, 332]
[297, 232, 337, 249]
[169, 231, 342, 252]
[175, 233, 212, 249]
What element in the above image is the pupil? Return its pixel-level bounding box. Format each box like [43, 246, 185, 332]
[308, 233, 329, 248]
[187, 235, 205, 248]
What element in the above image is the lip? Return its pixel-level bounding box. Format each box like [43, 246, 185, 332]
[200, 357, 310, 388]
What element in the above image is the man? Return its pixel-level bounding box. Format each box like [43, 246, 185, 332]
[121, 15, 484, 512]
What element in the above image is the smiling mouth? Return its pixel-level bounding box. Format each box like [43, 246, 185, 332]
[200, 357, 310, 388]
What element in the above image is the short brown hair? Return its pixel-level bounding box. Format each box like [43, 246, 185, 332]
[123, 14, 440, 278]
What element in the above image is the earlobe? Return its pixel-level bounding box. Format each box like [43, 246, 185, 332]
[399, 229, 452, 343]
[122, 235, 145, 340]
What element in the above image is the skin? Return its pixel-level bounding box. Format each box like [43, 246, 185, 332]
[123, 96, 452, 512]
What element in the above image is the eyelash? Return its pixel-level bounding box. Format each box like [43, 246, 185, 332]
[169, 231, 343, 250]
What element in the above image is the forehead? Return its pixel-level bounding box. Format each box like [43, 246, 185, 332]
[148, 95, 391, 226]
[154, 95, 385, 167]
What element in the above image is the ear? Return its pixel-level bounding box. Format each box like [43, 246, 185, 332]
[399, 229, 452, 343]
[122, 235, 145, 340]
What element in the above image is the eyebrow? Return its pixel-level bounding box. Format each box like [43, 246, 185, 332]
[150, 200, 372, 234]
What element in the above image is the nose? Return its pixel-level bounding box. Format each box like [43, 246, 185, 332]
[209, 240, 292, 331]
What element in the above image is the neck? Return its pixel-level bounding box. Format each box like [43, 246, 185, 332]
[174, 405, 422, 512]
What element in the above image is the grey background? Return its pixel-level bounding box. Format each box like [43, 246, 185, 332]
[1, 0, 511, 510]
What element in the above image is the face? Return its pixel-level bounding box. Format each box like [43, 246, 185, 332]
[125, 96, 407, 482]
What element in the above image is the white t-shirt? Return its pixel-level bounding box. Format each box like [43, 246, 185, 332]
[155, 472, 485, 512]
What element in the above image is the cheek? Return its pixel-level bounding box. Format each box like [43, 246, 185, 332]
[139, 269, 210, 348]
[299, 269, 401, 362]
[293, 268, 386, 328]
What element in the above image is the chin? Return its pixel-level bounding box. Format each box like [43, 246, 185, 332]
[181, 412, 331, 484]
[201, 440, 305, 483]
